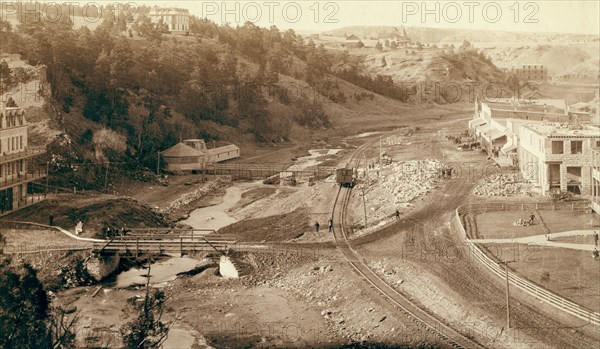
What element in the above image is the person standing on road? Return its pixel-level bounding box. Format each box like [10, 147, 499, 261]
[48, 214, 54, 226]
[594, 231, 599, 247]
[528, 213, 535, 225]
[395, 209, 400, 220]
[315, 222, 320, 233]
[328, 218, 333, 233]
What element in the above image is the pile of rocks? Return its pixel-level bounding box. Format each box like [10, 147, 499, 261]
[363, 160, 442, 223]
[161, 176, 232, 214]
[474, 174, 536, 197]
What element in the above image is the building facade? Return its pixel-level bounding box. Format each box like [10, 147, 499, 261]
[149, 7, 190, 34]
[509, 64, 548, 82]
[518, 123, 600, 196]
[592, 148, 600, 213]
[0, 106, 46, 216]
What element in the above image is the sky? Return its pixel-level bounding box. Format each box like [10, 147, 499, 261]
[1, 1, 598, 35]
[143, 0, 600, 34]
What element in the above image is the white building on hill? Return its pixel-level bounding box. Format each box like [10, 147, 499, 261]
[149, 7, 190, 35]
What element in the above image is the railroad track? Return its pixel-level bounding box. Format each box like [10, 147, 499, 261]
[330, 140, 486, 349]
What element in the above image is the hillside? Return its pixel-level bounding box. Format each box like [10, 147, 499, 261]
[0, 7, 507, 193]
[321, 25, 600, 83]
[321, 25, 596, 45]
[484, 43, 600, 76]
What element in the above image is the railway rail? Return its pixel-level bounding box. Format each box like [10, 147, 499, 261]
[330, 140, 486, 349]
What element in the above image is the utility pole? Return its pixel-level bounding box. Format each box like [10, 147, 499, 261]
[156, 152, 160, 176]
[500, 260, 514, 329]
[379, 136, 382, 168]
[45, 161, 49, 195]
[104, 162, 110, 190]
[363, 153, 368, 229]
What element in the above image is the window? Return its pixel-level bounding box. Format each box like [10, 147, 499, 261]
[552, 141, 564, 154]
[19, 136, 23, 149]
[596, 140, 600, 148]
[570, 141, 583, 154]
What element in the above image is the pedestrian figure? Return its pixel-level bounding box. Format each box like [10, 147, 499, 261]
[528, 213, 535, 225]
[315, 222, 320, 233]
[48, 214, 54, 226]
[594, 232, 599, 247]
[75, 221, 83, 236]
[395, 209, 400, 220]
[328, 218, 333, 233]
[593, 248, 599, 260]
[106, 226, 112, 238]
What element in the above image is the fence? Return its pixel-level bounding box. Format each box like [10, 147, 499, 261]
[453, 202, 600, 326]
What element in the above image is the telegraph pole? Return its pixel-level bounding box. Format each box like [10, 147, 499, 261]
[500, 260, 514, 329]
[45, 161, 49, 195]
[362, 154, 368, 229]
[379, 136, 382, 168]
[104, 162, 110, 190]
[156, 152, 160, 176]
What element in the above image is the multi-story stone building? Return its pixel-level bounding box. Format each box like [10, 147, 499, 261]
[149, 7, 190, 35]
[0, 106, 46, 216]
[518, 123, 600, 196]
[509, 64, 548, 82]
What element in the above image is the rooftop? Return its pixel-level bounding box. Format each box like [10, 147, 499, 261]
[522, 123, 600, 138]
[160, 143, 204, 157]
[149, 7, 190, 15]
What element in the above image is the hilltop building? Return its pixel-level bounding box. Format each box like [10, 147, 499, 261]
[378, 26, 411, 47]
[149, 7, 190, 35]
[0, 106, 46, 216]
[160, 139, 239, 172]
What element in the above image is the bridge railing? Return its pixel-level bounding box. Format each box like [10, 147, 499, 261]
[454, 202, 600, 326]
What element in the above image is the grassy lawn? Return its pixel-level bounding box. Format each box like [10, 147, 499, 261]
[474, 209, 600, 312]
[475, 210, 593, 239]
[508, 247, 600, 312]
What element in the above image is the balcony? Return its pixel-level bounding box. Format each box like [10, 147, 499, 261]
[0, 170, 47, 190]
[0, 147, 46, 165]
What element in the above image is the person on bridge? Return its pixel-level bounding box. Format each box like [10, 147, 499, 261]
[328, 218, 333, 233]
[315, 222, 320, 233]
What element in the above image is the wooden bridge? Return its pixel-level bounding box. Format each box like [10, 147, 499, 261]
[92, 228, 237, 256]
[201, 163, 337, 180]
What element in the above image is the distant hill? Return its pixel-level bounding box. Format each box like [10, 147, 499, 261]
[484, 43, 600, 77]
[321, 25, 597, 44]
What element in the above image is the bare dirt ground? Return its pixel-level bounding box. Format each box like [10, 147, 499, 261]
[10, 95, 600, 348]
[348, 119, 600, 349]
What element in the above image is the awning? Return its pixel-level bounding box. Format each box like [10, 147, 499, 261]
[490, 129, 506, 140]
[501, 143, 517, 154]
[476, 124, 505, 141]
[475, 124, 491, 136]
[469, 118, 487, 129]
